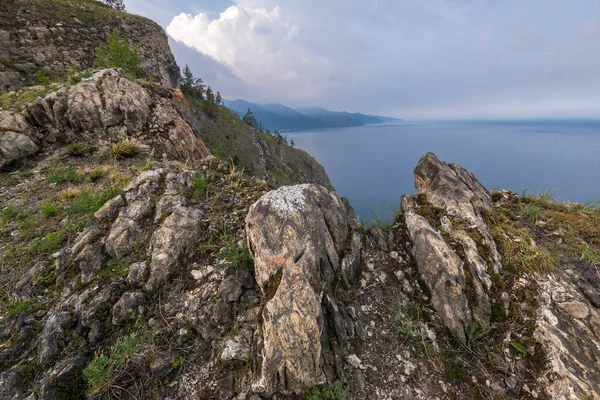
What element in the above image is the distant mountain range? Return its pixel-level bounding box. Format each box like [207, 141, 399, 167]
[223, 99, 402, 132]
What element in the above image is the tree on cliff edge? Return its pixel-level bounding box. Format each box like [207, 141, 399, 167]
[100, 0, 126, 11]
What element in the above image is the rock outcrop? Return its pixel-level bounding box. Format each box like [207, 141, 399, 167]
[0, 70, 210, 168]
[0, 0, 179, 91]
[401, 153, 500, 342]
[246, 184, 357, 395]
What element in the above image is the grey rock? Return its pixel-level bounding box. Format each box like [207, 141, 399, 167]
[146, 206, 204, 292]
[220, 275, 243, 302]
[126, 261, 149, 286]
[246, 184, 349, 394]
[341, 232, 362, 285]
[38, 311, 71, 364]
[112, 292, 145, 324]
[221, 339, 250, 361]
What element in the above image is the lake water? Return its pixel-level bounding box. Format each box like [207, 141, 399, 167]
[288, 120, 600, 222]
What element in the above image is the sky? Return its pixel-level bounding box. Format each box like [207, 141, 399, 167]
[126, 0, 600, 119]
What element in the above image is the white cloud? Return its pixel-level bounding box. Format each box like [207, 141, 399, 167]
[167, 3, 332, 99]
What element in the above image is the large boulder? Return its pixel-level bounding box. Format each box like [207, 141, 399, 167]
[402, 153, 499, 343]
[246, 184, 350, 395]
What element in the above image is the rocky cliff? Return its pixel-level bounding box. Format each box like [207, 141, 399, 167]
[0, 0, 180, 90]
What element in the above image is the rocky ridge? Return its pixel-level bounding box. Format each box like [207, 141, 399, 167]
[0, 0, 180, 91]
[2, 147, 600, 399]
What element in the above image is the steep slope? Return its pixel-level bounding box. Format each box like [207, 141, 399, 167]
[0, 0, 180, 90]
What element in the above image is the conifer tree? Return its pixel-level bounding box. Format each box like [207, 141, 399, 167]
[215, 92, 222, 105]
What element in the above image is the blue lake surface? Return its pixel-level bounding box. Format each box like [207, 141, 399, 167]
[287, 120, 600, 222]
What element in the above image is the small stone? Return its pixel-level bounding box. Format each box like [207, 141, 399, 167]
[150, 352, 173, 376]
[500, 292, 511, 317]
[345, 354, 364, 369]
[220, 275, 243, 302]
[191, 265, 215, 280]
[221, 339, 249, 361]
[505, 375, 519, 390]
[389, 251, 399, 259]
[10, 230, 20, 237]
[217, 160, 230, 171]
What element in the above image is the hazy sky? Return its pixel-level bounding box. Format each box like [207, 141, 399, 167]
[127, 0, 600, 119]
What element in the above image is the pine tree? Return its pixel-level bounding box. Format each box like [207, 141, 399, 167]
[258, 120, 264, 133]
[265, 129, 271, 136]
[243, 109, 259, 129]
[180, 65, 206, 100]
[215, 92, 222, 105]
[181, 65, 194, 92]
[290, 139, 295, 147]
[206, 87, 215, 103]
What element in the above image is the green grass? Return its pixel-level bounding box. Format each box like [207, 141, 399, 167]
[8, 301, 31, 317]
[41, 201, 59, 217]
[192, 174, 211, 196]
[83, 329, 153, 395]
[215, 236, 253, 269]
[2, 205, 18, 220]
[101, 259, 129, 278]
[305, 381, 350, 400]
[111, 139, 140, 159]
[68, 185, 122, 215]
[47, 165, 84, 184]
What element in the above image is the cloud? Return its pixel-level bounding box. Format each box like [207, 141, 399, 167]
[163, 0, 600, 119]
[166, 3, 333, 101]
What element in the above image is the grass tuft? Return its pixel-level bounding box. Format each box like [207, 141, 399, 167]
[66, 142, 87, 156]
[111, 139, 140, 159]
[41, 201, 59, 217]
[48, 165, 84, 185]
[305, 380, 350, 400]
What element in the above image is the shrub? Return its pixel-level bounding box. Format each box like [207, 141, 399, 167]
[111, 139, 140, 159]
[41, 201, 58, 217]
[95, 29, 141, 79]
